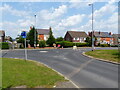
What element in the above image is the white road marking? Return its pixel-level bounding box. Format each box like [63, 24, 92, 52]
[39, 51, 48, 53]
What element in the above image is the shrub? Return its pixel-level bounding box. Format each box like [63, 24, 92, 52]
[100, 44, 109, 47]
[110, 45, 118, 47]
[56, 41, 73, 47]
[56, 41, 88, 48]
[39, 41, 46, 48]
[0, 42, 9, 49]
[19, 44, 24, 49]
[98, 43, 101, 46]
[75, 43, 89, 47]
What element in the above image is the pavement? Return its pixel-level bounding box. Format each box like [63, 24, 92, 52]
[2, 47, 119, 88]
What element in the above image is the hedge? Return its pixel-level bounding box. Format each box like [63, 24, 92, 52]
[39, 40, 46, 48]
[56, 41, 88, 47]
[110, 45, 118, 47]
[100, 44, 110, 47]
[0, 42, 9, 49]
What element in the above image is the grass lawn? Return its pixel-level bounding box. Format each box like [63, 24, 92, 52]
[2, 58, 66, 88]
[85, 49, 120, 63]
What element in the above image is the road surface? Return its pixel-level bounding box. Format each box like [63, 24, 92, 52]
[2, 47, 119, 88]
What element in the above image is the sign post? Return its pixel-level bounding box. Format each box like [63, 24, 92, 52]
[21, 31, 27, 61]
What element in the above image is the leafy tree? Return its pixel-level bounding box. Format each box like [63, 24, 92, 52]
[9, 37, 13, 42]
[27, 26, 38, 47]
[16, 36, 24, 44]
[5, 36, 13, 42]
[46, 27, 55, 47]
[85, 37, 92, 46]
[16, 36, 25, 48]
[56, 37, 64, 42]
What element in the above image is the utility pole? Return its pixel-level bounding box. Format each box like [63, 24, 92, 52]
[89, 3, 94, 51]
[34, 14, 36, 49]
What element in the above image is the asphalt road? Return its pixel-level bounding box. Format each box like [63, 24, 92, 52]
[2, 47, 119, 88]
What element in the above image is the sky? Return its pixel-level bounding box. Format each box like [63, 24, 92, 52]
[0, 0, 118, 39]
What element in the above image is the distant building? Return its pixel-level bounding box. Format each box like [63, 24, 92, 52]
[36, 28, 50, 41]
[0, 30, 5, 42]
[88, 31, 113, 45]
[112, 34, 120, 45]
[64, 31, 89, 43]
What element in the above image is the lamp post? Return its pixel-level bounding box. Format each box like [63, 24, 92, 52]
[89, 3, 94, 51]
[34, 15, 36, 49]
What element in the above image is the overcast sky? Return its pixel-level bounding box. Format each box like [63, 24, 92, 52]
[0, 0, 118, 39]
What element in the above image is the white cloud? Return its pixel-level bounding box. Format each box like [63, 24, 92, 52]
[1, 3, 29, 17]
[107, 12, 118, 24]
[58, 14, 85, 27]
[0, 4, 11, 11]
[78, 12, 118, 34]
[38, 5, 67, 20]
[93, 2, 117, 19]
[69, 0, 97, 9]
[18, 19, 34, 27]
[1, 20, 31, 38]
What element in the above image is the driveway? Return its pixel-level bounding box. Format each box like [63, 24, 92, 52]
[2, 47, 118, 88]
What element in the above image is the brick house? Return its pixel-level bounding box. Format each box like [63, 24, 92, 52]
[0, 30, 5, 42]
[112, 34, 120, 45]
[88, 31, 113, 45]
[64, 31, 89, 43]
[36, 28, 50, 41]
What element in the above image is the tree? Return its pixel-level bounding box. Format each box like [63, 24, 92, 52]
[16, 36, 25, 48]
[85, 37, 92, 46]
[9, 37, 13, 42]
[5, 36, 13, 42]
[56, 37, 64, 42]
[46, 27, 55, 47]
[27, 26, 38, 47]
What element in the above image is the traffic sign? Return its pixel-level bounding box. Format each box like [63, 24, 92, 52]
[21, 31, 26, 38]
[21, 31, 27, 61]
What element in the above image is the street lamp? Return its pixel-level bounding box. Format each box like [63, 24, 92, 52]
[89, 3, 94, 51]
[34, 15, 36, 49]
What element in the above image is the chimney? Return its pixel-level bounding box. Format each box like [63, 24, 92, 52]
[109, 32, 112, 35]
[99, 31, 100, 35]
[30, 26, 33, 30]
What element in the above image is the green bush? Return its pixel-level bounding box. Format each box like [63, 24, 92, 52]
[110, 45, 118, 47]
[56, 41, 88, 47]
[39, 41, 46, 48]
[56, 41, 73, 47]
[75, 43, 89, 47]
[19, 44, 24, 49]
[100, 44, 109, 47]
[0, 42, 9, 49]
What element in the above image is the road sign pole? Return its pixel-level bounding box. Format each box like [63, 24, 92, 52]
[25, 37, 27, 61]
[21, 31, 27, 61]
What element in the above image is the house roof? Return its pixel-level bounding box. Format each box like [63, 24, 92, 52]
[36, 29, 50, 35]
[67, 31, 88, 38]
[0, 30, 5, 36]
[89, 31, 113, 38]
[112, 34, 120, 38]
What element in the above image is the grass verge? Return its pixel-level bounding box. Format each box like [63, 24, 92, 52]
[2, 58, 66, 88]
[85, 49, 120, 63]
